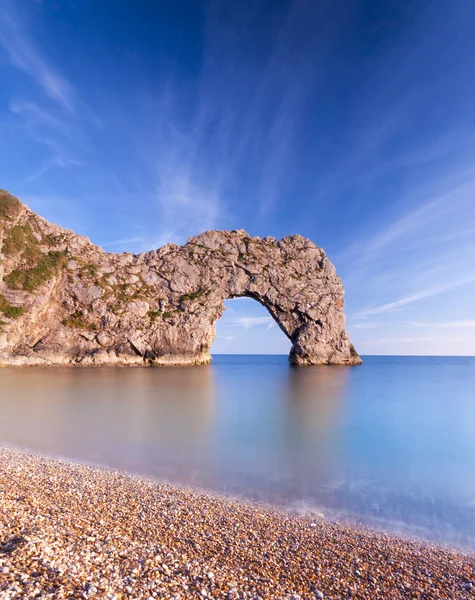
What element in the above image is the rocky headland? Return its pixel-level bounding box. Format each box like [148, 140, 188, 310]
[0, 189, 361, 367]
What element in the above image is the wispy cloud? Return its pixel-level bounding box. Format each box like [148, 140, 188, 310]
[357, 336, 472, 346]
[155, 166, 222, 245]
[142, 0, 324, 237]
[355, 275, 475, 319]
[355, 334, 475, 356]
[26, 154, 80, 182]
[100, 229, 177, 253]
[412, 320, 475, 329]
[9, 99, 64, 129]
[1, 8, 85, 185]
[8, 99, 87, 147]
[342, 170, 475, 271]
[360, 337, 441, 344]
[352, 322, 379, 330]
[231, 316, 275, 330]
[101, 237, 148, 249]
[0, 3, 75, 112]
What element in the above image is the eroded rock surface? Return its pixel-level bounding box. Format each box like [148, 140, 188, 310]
[0, 190, 361, 366]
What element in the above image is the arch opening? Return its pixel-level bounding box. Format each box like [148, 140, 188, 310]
[212, 297, 292, 356]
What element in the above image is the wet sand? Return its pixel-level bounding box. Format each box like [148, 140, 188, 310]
[0, 448, 474, 599]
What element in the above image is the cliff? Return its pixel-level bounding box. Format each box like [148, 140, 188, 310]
[0, 189, 361, 366]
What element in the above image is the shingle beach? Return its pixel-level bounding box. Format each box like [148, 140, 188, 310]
[1, 448, 474, 599]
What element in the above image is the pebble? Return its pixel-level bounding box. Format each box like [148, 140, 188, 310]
[0, 447, 474, 600]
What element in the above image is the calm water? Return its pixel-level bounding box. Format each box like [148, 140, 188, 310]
[1, 355, 475, 549]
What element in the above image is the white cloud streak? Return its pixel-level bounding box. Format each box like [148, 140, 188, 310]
[26, 155, 80, 181]
[343, 171, 475, 270]
[155, 168, 221, 245]
[0, 4, 75, 112]
[412, 320, 475, 329]
[355, 275, 475, 319]
[100, 229, 177, 253]
[352, 322, 378, 329]
[357, 336, 473, 346]
[9, 99, 64, 129]
[231, 316, 275, 330]
[359, 337, 441, 344]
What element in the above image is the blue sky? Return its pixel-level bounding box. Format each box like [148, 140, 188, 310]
[0, 0, 474, 355]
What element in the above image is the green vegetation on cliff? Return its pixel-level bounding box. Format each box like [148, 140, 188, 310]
[1, 213, 68, 292]
[2, 223, 42, 259]
[5, 251, 68, 292]
[0, 294, 25, 319]
[62, 311, 98, 331]
[0, 191, 21, 220]
[147, 309, 162, 322]
[180, 289, 204, 303]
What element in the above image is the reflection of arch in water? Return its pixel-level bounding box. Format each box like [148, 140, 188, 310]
[125, 366, 215, 456]
[282, 366, 350, 493]
[0, 367, 215, 481]
[83, 366, 216, 480]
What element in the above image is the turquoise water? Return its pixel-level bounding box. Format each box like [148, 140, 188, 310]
[1, 355, 474, 549]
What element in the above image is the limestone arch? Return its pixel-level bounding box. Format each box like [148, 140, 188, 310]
[0, 192, 361, 367]
[141, 230, 361, 366]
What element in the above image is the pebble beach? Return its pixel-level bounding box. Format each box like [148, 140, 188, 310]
[1, 448, 474, 600]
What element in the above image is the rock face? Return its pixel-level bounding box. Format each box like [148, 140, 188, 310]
[0, 190, 361, 367]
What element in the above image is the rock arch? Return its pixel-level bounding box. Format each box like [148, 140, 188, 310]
[0, 191, 361, 366]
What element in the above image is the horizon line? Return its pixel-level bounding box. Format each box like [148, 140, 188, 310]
[211, 353, 475, 357]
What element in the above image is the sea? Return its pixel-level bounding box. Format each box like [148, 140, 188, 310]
[1, 355, 474, 550]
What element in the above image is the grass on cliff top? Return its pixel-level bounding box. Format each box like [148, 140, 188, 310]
[2, 223, 44, 261]
[0, 295, 25, 319]
[3, 221, 60, 259]
[5, 251, 68, 293]
[0, 191, 21, 220]
[2, 216, 68, 293]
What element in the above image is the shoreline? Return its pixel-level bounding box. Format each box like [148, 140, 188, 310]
[1, 448, 474, 599]
[1, 441, 470, 556]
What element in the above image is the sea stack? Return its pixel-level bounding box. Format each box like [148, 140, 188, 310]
[0, 189, 361, 367]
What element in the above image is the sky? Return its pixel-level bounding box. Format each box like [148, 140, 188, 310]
[0, 0, 474, 355]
